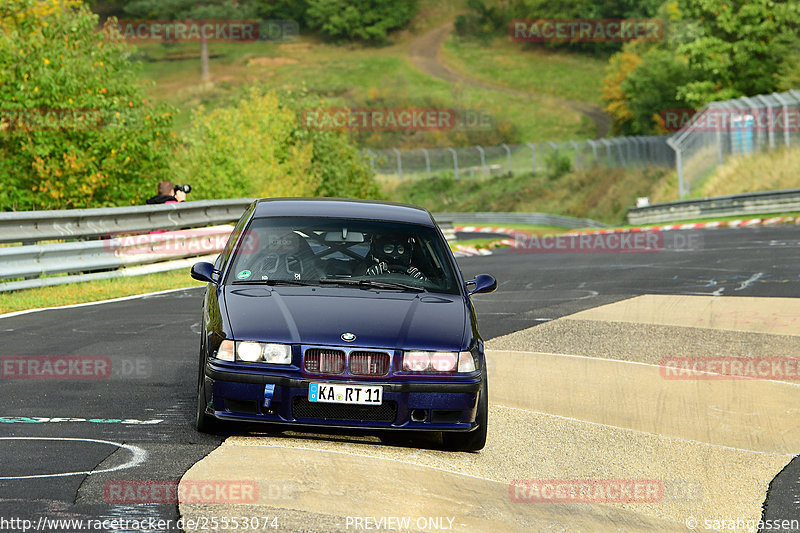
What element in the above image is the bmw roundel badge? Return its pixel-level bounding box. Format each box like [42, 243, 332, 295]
[341, 332, 356, 342]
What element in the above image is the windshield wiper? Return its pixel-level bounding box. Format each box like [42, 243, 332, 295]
[232, 279, 314, 286]
[319, 278, 426, 292]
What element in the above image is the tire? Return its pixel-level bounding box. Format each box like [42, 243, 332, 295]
[442, 374, 488, 451]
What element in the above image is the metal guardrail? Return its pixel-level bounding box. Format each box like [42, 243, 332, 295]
[0, 199, 608, 292]
[0, 199, 255, 243]
[434, 212, 607, 229]
[627, 188, 800, 225]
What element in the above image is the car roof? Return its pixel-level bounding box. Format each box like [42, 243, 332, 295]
[252, 197, 435, 226]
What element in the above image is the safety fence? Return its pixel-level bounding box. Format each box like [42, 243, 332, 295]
[365, 136, 674, 180]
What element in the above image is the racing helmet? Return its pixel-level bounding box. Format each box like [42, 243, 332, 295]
[371, 234, 413, 266]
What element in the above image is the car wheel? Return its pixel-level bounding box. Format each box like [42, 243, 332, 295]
[195, 371, 219, 433]
[442, 374, 488, 451]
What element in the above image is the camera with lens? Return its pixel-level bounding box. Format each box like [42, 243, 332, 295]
[173, 184, 192, 194]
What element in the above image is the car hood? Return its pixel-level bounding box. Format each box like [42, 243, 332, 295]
[222, 286, 467, 351]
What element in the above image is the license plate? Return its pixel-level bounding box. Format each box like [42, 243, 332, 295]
[308, 383, 382, 405]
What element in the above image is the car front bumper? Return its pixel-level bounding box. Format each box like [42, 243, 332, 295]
[203, 362, 483, 432]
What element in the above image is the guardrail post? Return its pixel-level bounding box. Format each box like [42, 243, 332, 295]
[476, 145, 487, 176]
[501, 144, 512, 174]
[526, 142, 537, 173]
[448, 147, 459, 180]
[420, 148, 431, 180]
[392, 148, 402, 179]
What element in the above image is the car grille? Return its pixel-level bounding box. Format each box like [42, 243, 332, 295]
[292, 397, 397, 422]
[349, 351, 391, 376]
[304, 348, 345, 374]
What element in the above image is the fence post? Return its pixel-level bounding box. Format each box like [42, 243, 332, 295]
[392, 148, 402, 179]
[526, 142, 537, 173]
[476, 145, 487, 176]
[773, 92, 791, 148]
[366, 149, 376, 174]
[587, 140, 598, 166]
[501, 144, 512, 174]
[569, 141, 580, 170]
[448, 147, 459, 180]
[667, 136, 685, 199]
[420, 148, 431, 179]
[601, 139, 612, 166]
[756, 95, 775, 150]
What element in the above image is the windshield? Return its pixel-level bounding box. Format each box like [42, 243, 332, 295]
[226, 216, 459, 294]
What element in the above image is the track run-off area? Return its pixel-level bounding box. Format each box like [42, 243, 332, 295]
[1, 225, 800, 533]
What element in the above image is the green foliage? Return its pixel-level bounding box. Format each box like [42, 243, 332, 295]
[676, 0, 800, 107]
[305, 0, 417, 43]
[123, 0, 255, 20]
[544, 149, 573, 180]
[171, 89, 381, 201]
[0, 0, 175, 210]
[620, 48, 690, 134]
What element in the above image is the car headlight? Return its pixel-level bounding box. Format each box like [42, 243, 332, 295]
[214, 340, 291, 364]
[236, 341, 262, 362]
[402, 351, 476, 373]
[262, 343, 292, 364]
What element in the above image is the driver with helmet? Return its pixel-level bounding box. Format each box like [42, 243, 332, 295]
[365, 233, 427, 280]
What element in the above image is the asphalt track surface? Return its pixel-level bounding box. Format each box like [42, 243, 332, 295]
[1, 225, 799, 532]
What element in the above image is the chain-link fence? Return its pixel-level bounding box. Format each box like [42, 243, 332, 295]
[365, 136, 674, 180]
[669, 89, 800, 199]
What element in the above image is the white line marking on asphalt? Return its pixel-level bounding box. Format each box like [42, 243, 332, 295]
[0, 286, 202, 320]
[0, 437, 147, 480]
[735, 272, 764, 291]
[493, 405, 792, 457]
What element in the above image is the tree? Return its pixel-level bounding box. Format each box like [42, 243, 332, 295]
[123, 0, 256, 80]
[305, 0, 417, 43]
[676, 0, 800, 107]
[172, 89, 381, 201]
[0, 0, 175, 210]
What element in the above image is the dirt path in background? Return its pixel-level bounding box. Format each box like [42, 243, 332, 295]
[408, 22, 611, 138]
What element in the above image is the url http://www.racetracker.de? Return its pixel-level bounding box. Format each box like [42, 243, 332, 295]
[0, 516, 280, 532]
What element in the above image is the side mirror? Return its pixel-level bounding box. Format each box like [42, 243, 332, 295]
[466, 274, 497, 295]
[191, 261, 219, 284]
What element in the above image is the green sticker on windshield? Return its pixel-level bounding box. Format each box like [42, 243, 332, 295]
[237, 270, 251, 280]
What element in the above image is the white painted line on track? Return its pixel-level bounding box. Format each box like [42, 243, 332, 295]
[0, 286, 202, 320]
[0, 437, 147, 480]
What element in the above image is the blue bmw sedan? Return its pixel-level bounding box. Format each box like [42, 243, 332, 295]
[190, 198, 497, 451]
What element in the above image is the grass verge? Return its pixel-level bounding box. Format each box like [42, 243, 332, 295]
[0, 270, 203, 314]
[385, 166, 674, 225]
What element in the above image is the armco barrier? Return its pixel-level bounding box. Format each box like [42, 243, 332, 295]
[627, 188, 800, 225]
[0, 201, 608, 292]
